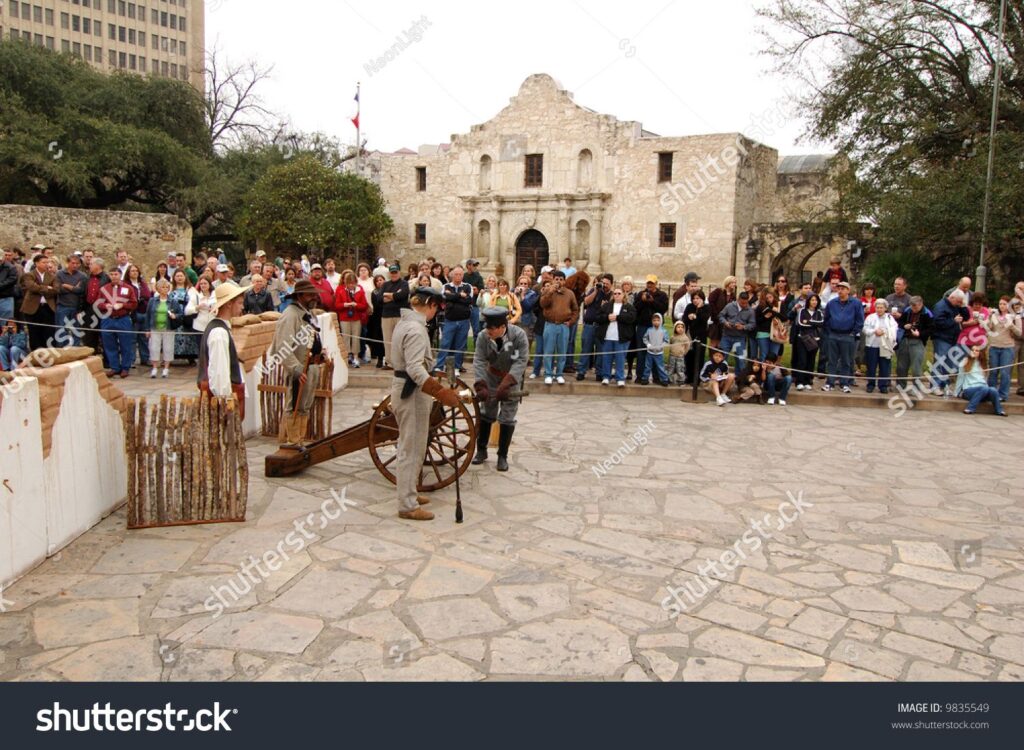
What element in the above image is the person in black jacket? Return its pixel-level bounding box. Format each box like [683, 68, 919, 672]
[682, 290, 711, 385]
[631, 275, 669, 384]
[435, 265, 474, 374]
[895, 296, 933, 387]
[0, 248, 20, 323]
[793, 293, 824, 390]
[596, 287, 637, 386]
[380, 264, 410, 370]
[368, 275, 386, 368]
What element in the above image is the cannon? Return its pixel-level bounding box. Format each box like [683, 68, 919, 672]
[264, 376, 479, 492]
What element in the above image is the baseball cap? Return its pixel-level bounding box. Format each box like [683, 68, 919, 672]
[540, 265, 554, 274]
[31, 243, 47, 251]
[646, 274, 659, 284]
[310, 263, 323, 271]
[255, 250, 267, 258]
[837, 281, 851, 289]
[216, 263, 229, 273]
[684, 272, 701, 283]
[466, 258, 479, 266]
[388, 264, 401, 273]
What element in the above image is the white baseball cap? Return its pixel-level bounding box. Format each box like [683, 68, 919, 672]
[216, 263, 229, 273]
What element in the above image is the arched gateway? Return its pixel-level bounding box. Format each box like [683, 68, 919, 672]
[515, 229, 549, 278]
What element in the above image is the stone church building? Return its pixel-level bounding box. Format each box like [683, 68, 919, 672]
[360, 73, 849, 286]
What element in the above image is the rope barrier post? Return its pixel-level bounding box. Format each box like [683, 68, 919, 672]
[691, 340, 705, 403]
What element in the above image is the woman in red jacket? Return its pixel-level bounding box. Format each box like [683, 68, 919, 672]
[334, 270, 368, 367]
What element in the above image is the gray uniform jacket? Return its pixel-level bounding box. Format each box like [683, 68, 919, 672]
[473, 324, 529, 425]
[473, 323, 529, 388]
[391, 308, 435, 386]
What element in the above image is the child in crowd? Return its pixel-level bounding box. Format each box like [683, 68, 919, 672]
[643, 312, 670, 387]
[735, 359, 766, 403]
[763, 354, 793, 405]
[955, 345, 1007, 417]
[0, 319, 28, 371]
[668, 321, 691, 386]
[699, 349, 735, 406]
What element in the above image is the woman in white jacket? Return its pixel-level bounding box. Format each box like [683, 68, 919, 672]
[188, 276, 218, 334]
[863, 299, 898, 394]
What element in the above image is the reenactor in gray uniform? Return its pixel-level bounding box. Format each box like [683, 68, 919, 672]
[471, 306, 530, 471]
[390, 286, 463, 520]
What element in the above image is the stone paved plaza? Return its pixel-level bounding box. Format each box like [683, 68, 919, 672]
[2, 377, 1023, 682]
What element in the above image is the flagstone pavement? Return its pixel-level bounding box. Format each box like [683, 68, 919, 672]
[2, 377, 1023, 682]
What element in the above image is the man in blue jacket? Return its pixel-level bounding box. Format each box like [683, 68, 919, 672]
[929, 290, 969, 395]
[822, 281, 864, 393]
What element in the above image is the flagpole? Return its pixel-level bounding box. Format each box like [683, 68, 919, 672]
[356, 81, 362, 176]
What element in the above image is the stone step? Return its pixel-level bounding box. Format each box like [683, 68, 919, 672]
[344, 369, 1024, 414]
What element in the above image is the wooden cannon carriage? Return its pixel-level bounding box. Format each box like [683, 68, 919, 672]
[264, 377, 479, 493]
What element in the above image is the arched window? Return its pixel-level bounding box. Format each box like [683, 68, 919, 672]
[575, 220, 591, 259]
[577, 149, 593, 189]
[480, 155, 492, 192]
[478, 220, 491, 256]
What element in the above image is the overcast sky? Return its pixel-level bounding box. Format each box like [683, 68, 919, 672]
[206, 0, 831, 155]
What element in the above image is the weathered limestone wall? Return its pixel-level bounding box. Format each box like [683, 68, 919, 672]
[0, 205, 192, 272]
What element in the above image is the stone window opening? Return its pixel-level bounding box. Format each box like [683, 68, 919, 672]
[414, 224, 427, 244]
[659, 223, 676, 248]
[658, 152, 673, 183]
[575, 220, 591, 259]
[479, 155, 491, 192]
[524, 154, 543, 188]
[415, 166, 426, 192]
[577, 149, 593, 189]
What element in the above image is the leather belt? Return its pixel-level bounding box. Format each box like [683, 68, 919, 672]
[394, 370, 417, 400]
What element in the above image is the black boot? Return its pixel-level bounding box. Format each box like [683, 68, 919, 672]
[496, 423, 514, 472]
[472, 418, 493, 464]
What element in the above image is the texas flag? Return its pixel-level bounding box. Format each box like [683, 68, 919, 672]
[351, 89, 360, 130]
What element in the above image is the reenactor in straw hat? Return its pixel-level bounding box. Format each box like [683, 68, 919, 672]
[471, 306, 529, 472]
[390, 286, 463, 521]
[270, 279, 324, 448]
[197, 280, 250, 418]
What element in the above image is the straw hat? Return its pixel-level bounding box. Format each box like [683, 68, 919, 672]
[213, 281, 251, 310]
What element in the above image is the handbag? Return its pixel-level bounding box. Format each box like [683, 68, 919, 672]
[771, 316, 791, 344]
[799, 332, 819, 353]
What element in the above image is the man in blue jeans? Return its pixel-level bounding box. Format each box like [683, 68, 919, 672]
[577, 274, 611, 381]
[435, 265, 474, 374]
[718, 292, 755, 371]
[539, 271, 578, 384]
[929, 290, 969, 396]
[822, 281, 865, 393]
[55, 253, 87, 347]
[95, 267, 138, 378]
[463, 259, 484, 338]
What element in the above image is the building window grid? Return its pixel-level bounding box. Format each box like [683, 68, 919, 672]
[659, 223, 677, 248]
[524, 154, 543, 188]
[414, 224, 427, 244]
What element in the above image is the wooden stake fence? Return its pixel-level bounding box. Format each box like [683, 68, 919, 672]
[125, 393, 248, 529]
[258, 355, 335, 440]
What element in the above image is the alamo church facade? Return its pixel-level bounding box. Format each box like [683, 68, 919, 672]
[360, 74, 851, 286]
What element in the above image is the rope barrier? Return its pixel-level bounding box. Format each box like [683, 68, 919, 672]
[8, 316, 1024, 375]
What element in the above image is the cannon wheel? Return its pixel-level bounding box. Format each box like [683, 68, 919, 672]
[367, 386, 477, 492]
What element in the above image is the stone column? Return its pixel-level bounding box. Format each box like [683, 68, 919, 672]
[590, 209, 604, 274]
[559, 203, 571, 264]
[490, 200, 502, 269]
[462, 208, 474, 262]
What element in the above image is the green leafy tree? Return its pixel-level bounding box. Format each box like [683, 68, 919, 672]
[236, 155, 393, 253]
[759, 0, 1024, 285]
[0, 40, 210, 211]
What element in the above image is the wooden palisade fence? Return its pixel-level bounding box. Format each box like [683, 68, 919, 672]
[258, 354, 335, 440]
[124, 394, 248, 529]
